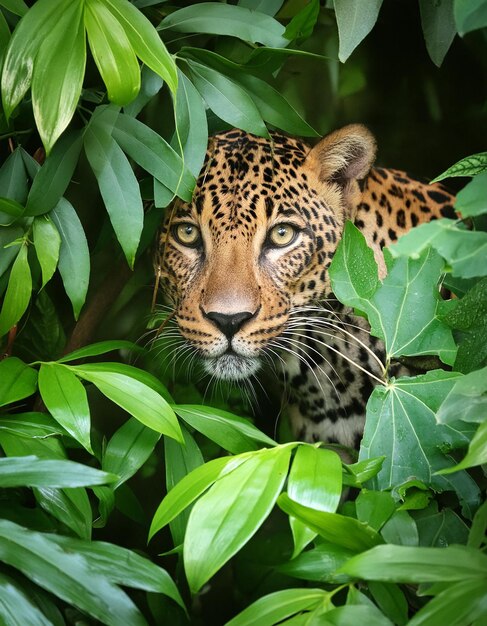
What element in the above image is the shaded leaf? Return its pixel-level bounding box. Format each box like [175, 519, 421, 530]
[419, 0, 456, 67]
[455, 171, 487, 217]
[454, 0, 487, 35]
[368, 582, 408, 626]
[35, 486, 93, 539]
[437, 366, 487, 423]
[124, 65, 163, 118]
[334, 0, 384, 62]
[436, 421, 487, 473]
[0, 243, 31, 338]
[0, 571, 52, 626]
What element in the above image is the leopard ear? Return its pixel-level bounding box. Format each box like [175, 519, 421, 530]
[306, 124, 376, 185]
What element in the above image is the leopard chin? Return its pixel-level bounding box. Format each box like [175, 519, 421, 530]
[202, 353, 261, 381]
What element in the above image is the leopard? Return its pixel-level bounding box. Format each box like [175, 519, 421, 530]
[155, 125, 455, 449]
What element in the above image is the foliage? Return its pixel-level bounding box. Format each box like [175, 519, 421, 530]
[0, 0, 486, 624]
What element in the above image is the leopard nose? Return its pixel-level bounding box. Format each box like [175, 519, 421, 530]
[203, 310, 255, 339]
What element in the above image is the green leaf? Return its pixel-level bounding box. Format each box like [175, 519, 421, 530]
[25, 131, 83, 216]
[158, 2, 288, 48]
[103, 417, 160, 489]
[225, 588, 326, 626]
[330, 222, 457, 364]
[85, 0, 140, 105]
[38, 363, 92, 453]
[73, 363, 182, 441]
[390, 218, 487, 279]
[437, 366, 487, 423]
[50, 198, 90, 319]
[239, 0, 284, 15]
[0, 412, 62, 438]
[0, 0, 28, 16]
[0, 519, 147, 626]
[342, 456, 385, 487]
[278, 542, 354, 583]
[58, 339, 139, 363]
[444, 279, 487, 373]
[124, 66, 163, 118]
[111, 111, 195, 201]
[380, 511, 419, 546]
[174, 70, 208, 178]
[174, 405, 276, 454]
[431, 151, 487, 182]
[355, 490, 396, 531]
[278, 492, 383, 552]
[35, 486, 93, 539]
[368, 582, 408, 626]
[469, 500, 487, 549]
[0, 357, 37, 407]
[334, 0, 384, 62]
[84, 124, 143, 267]
[0, 243, 31, 338]
[454, 0, 487, 35]
[338, 544, 487, 582]
[149, 455, 249, 540]
[0, 197, 24, 225]
[0, 230, 23, 278]
[455, 172, 487, 217]
[437, 420, 487, 473]
[32, 216, 61, 288]
[1, 0, 73, 119]
[324, 605, 393, 626]
[184, 446, 292, 592]
[186, 60, 269, 137]
[284, 0, 320, 42]
[31, 0, 86, 153]
[0, 571, 53, 626]
[359, 370, 471, 491]
[102, 0, 178, 93]
[0, 456, 117, 488]
[0, 149, 29, 206]
[419, 0, 456, 67]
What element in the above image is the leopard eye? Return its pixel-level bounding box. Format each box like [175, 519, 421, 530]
[172, 223, 201, 247]
[267, 223, 298, 247]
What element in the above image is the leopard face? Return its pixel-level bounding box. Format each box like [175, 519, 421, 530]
[155, 125, 376, 381]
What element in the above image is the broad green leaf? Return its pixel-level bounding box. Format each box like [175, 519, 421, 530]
[391, 218, 487, 278]
[111, 112, 195, 201]
[431, 151, 487, 182]
[380, 511, 419, 546]
[278, 543, 354, 583]
[469, 500, 487, 549]
[225, 588, 326, 626]
[0, 197, 24, 224]
[0, 357, 37, 407]
[158, 2, 288, 48]
[186, 60, 269, 137]
[50, 198, 90, 319]
[153, 178, 174, 208]
[124, 65, 163, 118]
[455, 172, 487, 216]
[102, 0, 177, 93]
[355, 490, 395, 531]
[0, 243, 31, 337]
[284, 0, 320, 42]
[454, 0, 487, 35]
[334, 0, 384, 62]
[174, 405, 276, 454]
[184, 446, 292, 592]
[437, 420, 487, 473]
[342, 456, 385, 487]
[73, 364, 182, 441]
[415, 505, 470, 547]
[437, 366, 487, 423]
[330, 222, 457, 364]
[0, 0, 27, 16]
[149, 455, 248, 540]
[31, 0, 86, 153]
[419, 0, 456, 67]
[183, 48, 318, 137]
[444, 279, 487, 373]
[359, 370, 470, 491]
[0, 571, 52, 626]
[174, 70, 208, 178]
[1, 0, 73, 119]
[0, 456, 116, 488]
[323, 605, 393, 626]
[0, 149, 29, 206]
[25, 131, 83, 216]
[85, 0, 140, 105]
[35, 486, 93, 539]
[0, 519, 146, 626]
[103, 417, 161, 489]
[368, 582, 408, 626]
[32, 216, 61, 288]
[238, 0, 284, 15]
[84, 124, 143, 267]
[338, 544, 487, 581]
[58, 339, 139, 363]
[278, 493, 383, 552]
[38, 363, 92, 453]
[0, 412, 62, 438]
[47, 534, 185, 609]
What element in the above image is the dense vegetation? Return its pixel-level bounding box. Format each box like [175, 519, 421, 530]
[0, 1, 486, 624]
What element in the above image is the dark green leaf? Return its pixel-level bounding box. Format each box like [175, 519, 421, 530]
[431, 151, 487, 182]
[0, 357, 37, 407]
[58, 339, 139, 363]
[436, 421, 487, 473]
[468, 500, 487, 549]
[123, 66, 163, 118]
[0, 243, 31, 338]
[84, 123, 143, 267]
[38, 363, 92, 453]
[50, 198, 90, 319]
[158, 2, 288, 48]
[0, 456, 117, 488]
[25, 131, 83, 216]
[380, 511, 419, 546]
[0, 149, 29, 206]
[278, 543, 354, 583]
[284, 0, 320, 42]
[437, 366, 487, 423]
[415, 506, 470, 547]
[368, 582, 408, 626]
[454, 0, 487, 35]
[0, 0, 28, 16]
[35, 486, 92, 539]
[455, 171, 487, 216]
[323, 605, 393, 626]
[184, 446, 292, 592]
[419, 0, 456, 67]
[0, 571, 52, 626]
[32, 216, 61, 288]
[0, 197, 24, 225]
[0, 412, 62, 438]
[0, 519, 147, 625]
[342, 456, 385, 487]
[355, 490, 395, 531]
[334, 0, 384, 62]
